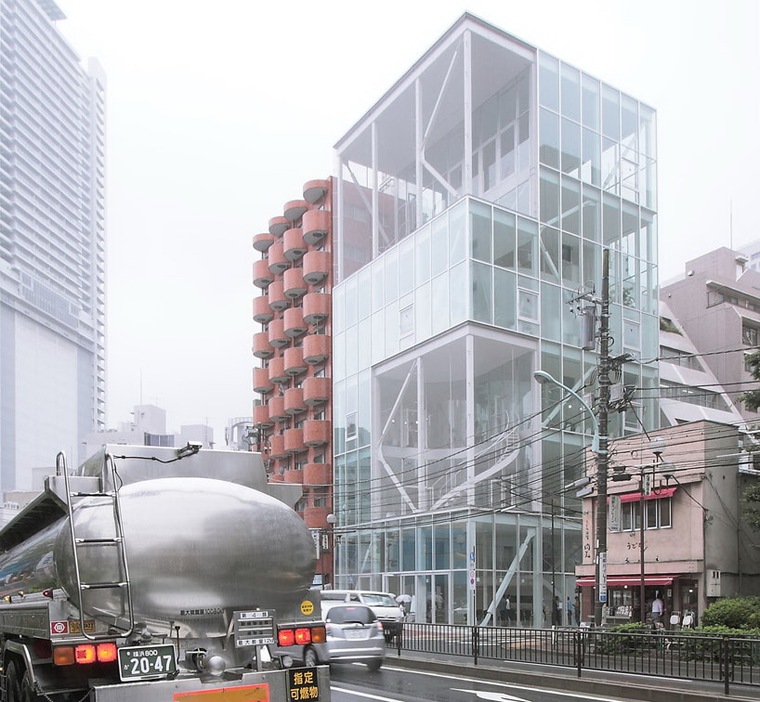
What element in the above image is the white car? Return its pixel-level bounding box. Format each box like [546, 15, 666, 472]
[320, 590, 405, 642]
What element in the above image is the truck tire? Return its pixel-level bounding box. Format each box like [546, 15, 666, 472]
[366, 659, 382, 672]
[5, 661, 35, 702]
[303, 647, 319, 667]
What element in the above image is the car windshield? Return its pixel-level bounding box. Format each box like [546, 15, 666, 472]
[362, 594, 397, 607]
[327, 606, 376, 625]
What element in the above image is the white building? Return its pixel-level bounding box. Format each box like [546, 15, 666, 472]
[0, 0, 106, 485]
[81, 405, 214, 461]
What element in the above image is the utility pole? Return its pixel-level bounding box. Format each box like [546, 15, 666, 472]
[594, 248, 612, 627]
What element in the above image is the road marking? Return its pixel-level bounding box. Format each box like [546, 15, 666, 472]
[382, 665, 633, 702]
[332, 687, 404, 702]
[452, 688, 530, 701]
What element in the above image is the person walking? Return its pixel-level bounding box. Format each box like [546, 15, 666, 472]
[651, 592, 664, 624]
[566, 597, 574, 627]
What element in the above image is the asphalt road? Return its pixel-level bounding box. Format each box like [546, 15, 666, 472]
[330, 661, 636, 702]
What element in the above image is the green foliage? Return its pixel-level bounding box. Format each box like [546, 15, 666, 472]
[744, 483, 760, 531]
[740, 350, 760, 411]
[702, 596, 760, 629]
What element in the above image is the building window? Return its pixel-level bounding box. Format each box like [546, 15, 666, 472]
[400, 304, 414, 336]
[743, 324, 759, 346]
[614, 497, 672, 532]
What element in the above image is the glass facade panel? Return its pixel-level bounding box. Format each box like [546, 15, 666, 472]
[539, 52, 559, 111]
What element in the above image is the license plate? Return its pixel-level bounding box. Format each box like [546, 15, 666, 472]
[118, 644, 177, 681]
[346, 630, 366, 640]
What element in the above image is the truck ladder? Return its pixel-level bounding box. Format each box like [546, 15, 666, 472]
[58, 451, 135, 639]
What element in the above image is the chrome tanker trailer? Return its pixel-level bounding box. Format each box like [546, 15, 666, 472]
[0, 444, 330, 701]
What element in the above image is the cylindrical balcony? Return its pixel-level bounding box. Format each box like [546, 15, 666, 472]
[284, 387, 307, 415]
[303, 334, 330, 365]
[283, 228, 307, 261]
[302, 209, 330, 245]
[303, 250, 330, 286]
[252, 233, 275, 253]
[253, 404, 273, 428]
[268, 216, 290, 237]
[304, 463, 331, 485]
[283, 307, 308, 337]
[268, 434, 288, 459]
[253, 259, 274, 289]
[284, 199, 309, 223]
[268, 319, 290, 348]
[252, 332, 274, 359]
[284, 346, 307, 376]
[303, 292, 331, 325]
[253, 295, 274, 324]
[283, 267, 308, 299]
[268, 357, 289, 385]
[283, 468, 304, 484]
[253, 367, 274, 395]
[303, 179, 329, 205]
[267, 280, 290, 312]
[304, 419, 330, 447]
[303, 376, 331, 405]
[284, 428, 306, 454]
[267, 240, 290, 275]
[303, 506, 331, 529]
[268, 396, 289, 423]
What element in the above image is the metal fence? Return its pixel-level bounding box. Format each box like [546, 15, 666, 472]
[392, 623, 760, 695]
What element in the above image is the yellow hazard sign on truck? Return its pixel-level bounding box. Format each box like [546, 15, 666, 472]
[300, 599, 314, 616]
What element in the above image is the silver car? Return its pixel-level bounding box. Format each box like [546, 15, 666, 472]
[304, 604, 385, 671]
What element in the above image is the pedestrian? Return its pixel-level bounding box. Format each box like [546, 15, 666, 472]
[651, 592, 664, 624]
[566, 597, 574, 627]
[574, 594, 581, 625]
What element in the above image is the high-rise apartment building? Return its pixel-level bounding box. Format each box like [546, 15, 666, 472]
[0, 0, 106, 487]
[329, 13, 658, 625]
[253, 179, 334, 586]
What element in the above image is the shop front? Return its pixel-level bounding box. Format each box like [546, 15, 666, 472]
[576, 574, 700, 627]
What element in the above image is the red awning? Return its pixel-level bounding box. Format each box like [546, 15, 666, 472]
[618, 486, 677, 504]
[576, 575, 675, 587]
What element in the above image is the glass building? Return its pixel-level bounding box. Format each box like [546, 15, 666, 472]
[331, 13, 658, 625]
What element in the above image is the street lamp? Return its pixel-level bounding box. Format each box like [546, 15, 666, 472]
[533, 370, 609, 626]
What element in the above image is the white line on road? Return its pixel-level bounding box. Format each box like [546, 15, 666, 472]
[332, 686, 405, 702]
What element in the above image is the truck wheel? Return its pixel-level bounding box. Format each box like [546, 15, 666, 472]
[19, 669, 36, 702]
[303, 647, 319, 667]
[6, 661, 20, 702]
[5, 661, 35, 702]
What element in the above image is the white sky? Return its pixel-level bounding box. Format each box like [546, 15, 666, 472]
[54, 0, 760, 442]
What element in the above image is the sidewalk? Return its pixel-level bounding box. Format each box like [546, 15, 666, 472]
[385, 647, 758, 702]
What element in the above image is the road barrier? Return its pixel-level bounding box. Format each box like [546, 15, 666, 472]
[393, 623, 759, 695]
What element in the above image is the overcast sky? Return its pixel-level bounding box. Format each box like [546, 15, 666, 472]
[55, 0, 760, 442]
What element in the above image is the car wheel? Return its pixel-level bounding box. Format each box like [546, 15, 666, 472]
[366, 659, 383, 672]
[303, 647, 319, 667]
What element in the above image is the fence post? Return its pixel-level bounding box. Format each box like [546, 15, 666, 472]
[721, 636, 730, 697]
[575, 629, 584, 678]
[472, 625, 480, 666]
[396, 623, 403, 657]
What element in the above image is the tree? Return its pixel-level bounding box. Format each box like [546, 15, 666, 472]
[740, 350, 760, 412]
[744, 482, 760, 531]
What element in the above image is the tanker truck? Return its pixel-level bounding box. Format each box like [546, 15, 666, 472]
[0, 444, 330, 701]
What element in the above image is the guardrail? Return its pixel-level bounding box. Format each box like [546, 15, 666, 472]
[392, 623, 760, 695]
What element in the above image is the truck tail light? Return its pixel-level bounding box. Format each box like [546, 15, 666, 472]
[53, 642, 118, 666]
[277, 624, 326, 647]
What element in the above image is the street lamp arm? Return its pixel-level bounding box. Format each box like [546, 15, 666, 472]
[533, 370, 603, 453]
